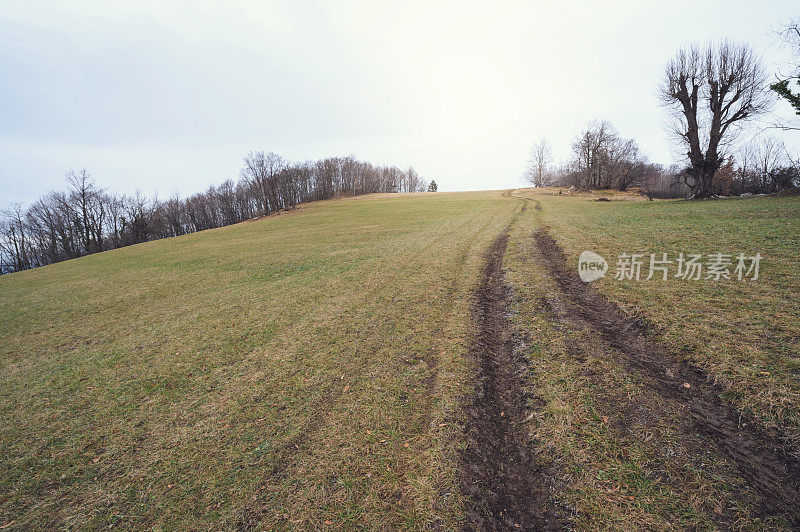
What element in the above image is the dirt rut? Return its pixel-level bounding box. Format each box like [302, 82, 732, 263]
[534, 227, 800, 524]
[460, 231, 559, 530]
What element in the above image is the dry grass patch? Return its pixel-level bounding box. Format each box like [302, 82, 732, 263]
[0, 191, 519, 529]
[502, 192, 799, 528]
[518, 192, 800, 443]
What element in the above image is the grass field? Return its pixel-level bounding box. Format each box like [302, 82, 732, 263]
[505, 190, 800, 528]
[2, 189, 799, 529]
[0, 192, 520, 529]
[524, 192, 800, 440]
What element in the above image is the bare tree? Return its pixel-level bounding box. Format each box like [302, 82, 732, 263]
[121, 191, 154, 245]
[525, 138, 552, 187]
[754, 136, 787, 192]
[66, 169, 100, 253]
[241, 152, 286, 215]
[405, 166, 421, 193]
[605, 138, 646, 191]
[571, 121, 619, 189]
[0, 203, 32, 272]
[660, 42, 770, 198]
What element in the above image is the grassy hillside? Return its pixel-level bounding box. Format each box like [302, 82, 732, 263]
[506, 190, 800, 528]
[0, 191, 519, 529]
[523, 192, 800, 438]
[2, 189, 799, 529]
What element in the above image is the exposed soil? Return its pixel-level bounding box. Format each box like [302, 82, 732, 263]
[533, 227, 800, 525]
[459, 231, 560, 530]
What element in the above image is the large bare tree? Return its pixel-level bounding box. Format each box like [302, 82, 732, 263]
[660, 42, 770, 198]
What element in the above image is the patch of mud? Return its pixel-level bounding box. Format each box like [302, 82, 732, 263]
[460, 232, 560, 530]
[533, 227, 800, 524]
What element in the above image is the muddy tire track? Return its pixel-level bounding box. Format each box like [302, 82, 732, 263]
[460, 230, 560, 530]
[535, 291, 765, 527]
[533, 227, 800, 524]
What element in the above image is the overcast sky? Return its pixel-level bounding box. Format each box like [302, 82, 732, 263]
[1, 1, 798, 205]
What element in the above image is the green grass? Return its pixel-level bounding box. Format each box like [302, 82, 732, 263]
[2, 188, 799, 529]
[503, 190, 799, 528]
[0, 191, 519, 529]
[524, 193, 800, 440]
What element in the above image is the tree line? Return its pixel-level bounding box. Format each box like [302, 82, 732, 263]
[0, 153, 433, 274]
[526, 121, 659, 192]
[526, 19, 800, 199]
[527, 121, 798, 199]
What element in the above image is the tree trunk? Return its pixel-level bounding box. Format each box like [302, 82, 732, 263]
[694, 168, 715, 198]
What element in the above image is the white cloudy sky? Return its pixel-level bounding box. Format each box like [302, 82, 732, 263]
[1, 1, 798, 204]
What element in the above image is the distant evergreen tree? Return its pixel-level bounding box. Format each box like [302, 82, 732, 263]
[772, 79, 800, 117]
[427, 180, 438, 192]
[771, 18, 800, 123]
